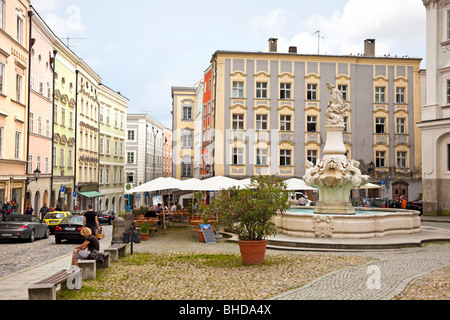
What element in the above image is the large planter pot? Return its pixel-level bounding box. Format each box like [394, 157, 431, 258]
[238, 240, 268, 265]
[140, 232, 149, 241]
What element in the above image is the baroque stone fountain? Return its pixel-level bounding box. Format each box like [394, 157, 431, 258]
[275, 83, 421, 239]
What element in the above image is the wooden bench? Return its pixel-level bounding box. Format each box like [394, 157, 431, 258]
[105, 243, 127, 262]
[78, 252, 110, 280]
[28, 269, 82, 300]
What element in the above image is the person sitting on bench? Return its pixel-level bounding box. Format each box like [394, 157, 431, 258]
[67, 227, 100, 272]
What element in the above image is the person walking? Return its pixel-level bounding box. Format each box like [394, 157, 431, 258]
[400, 195, 407, 208]
[25, 204, 34, 215]
[39, 203, 49, 220]
[83, 204, 101, 237]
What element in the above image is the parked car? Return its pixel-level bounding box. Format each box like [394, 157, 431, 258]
[98, 210, 115, 225]
[54, 215, 85, 244]
[43, 211, 72, 234]
[0, 215, 49, 242]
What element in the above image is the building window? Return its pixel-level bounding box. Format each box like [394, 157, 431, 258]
[338, 84, 348, 101]
[396, 118, 406, 134]
[183, 106, 193, 120]
[0, 62, 4, 93]
[256, 114, 267, 130]
[396, 87, 405, 104]
[36, 155, 41, 170]
[28, 154, 32, 173]
[17, 16, 23, 45]
[447, 9, 450, 40]
[376, 151, 386, 168]
[447, 80, 450, 105]
[375, 117, 386, 134]
[375, 87, 385, 103]
[61, 107, 65, 127]
[280, 149, 291, 166]
[307, 150, 317, 165]
[397, 151, 407, 168]
[307, 115, 317, 132]
[232, 114, 244, 130]
[15, 132, 21, 159]
[0, 0, 5, 30]
[127, 130, 135, 141]
[232, 147, 244, 165]
[37, 116, 42, 135]
[447, 144, 450, 171]
[105, 138, 110, 155]
[29, 112, 34, 133]
[280, 115, 291, 131]
[181, 131, 193, 149]
[127, 172, 134, 183]
[232, 81, 244, 98]
[343, 116, 349, 133]
[16, 74, 23, 102]
[307, 84, 317, 100]
[280, 83, 291, 99]
[68, 150, 72, 168]
[59, 148, 64, 168]
[181, 162, 193, 177]
[256, 82, 267, 98]
[0, 126, 3, 158]
[256, 148, 267, 166]
[127, 152, 135, 164]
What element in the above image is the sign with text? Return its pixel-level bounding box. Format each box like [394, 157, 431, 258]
[200, 224, 216, 244]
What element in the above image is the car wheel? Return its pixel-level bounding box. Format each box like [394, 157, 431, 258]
[29, 230, 35, 242]
[55, 237, 62, 244]
[43, 228, 50, 239]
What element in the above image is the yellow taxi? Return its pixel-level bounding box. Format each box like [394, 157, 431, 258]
[43, 211, 72, 234]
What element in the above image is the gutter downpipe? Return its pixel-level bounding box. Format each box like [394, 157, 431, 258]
[25, 9, 34, 212]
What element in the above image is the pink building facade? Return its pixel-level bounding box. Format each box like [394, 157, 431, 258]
[26, 8, 53, 216]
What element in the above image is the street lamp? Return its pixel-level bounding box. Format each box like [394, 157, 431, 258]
[27, 167, 41, 184]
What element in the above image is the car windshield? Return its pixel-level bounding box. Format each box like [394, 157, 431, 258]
[44, 213, 67, 219]
[61, 216, 84, 224]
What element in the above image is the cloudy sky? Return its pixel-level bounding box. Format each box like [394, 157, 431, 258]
[31, 0, 426, 128]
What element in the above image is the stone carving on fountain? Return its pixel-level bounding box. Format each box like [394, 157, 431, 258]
[304, 83, 369, 215]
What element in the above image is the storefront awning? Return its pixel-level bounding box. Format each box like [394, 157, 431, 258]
[78, 191, 104, 198]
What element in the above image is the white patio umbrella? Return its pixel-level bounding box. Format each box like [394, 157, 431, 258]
[284, 178, 317, 191]
[129, 177, 183, 193]
[179, 178, 206, 191]
[199, 176, 243, 191]
[357, 182, 381, 189]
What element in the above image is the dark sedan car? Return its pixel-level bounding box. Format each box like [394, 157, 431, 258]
[54, 215, 85, 244]
[0, 215, 49, 242]
[98, 210, 115, 225]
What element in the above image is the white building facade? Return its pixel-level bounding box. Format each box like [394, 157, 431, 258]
[419, 0, 450, 215]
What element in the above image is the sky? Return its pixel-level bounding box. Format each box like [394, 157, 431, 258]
[30, 0, 427, 129]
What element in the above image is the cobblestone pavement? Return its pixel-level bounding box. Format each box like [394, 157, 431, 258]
[0, 225, 112, 278]
[0, 221, 449, 300]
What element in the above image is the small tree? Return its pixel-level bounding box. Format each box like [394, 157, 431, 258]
[207, 175, 289, 241]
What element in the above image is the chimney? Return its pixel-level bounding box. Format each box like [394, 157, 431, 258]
[289, 46, 297, 53]
[268, 38, 278, 53]
[364, 39, 375, 57]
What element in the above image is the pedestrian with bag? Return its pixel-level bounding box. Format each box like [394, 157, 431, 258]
[67, 227, 101, 272]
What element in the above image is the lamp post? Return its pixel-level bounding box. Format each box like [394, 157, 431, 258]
[27, 167, 41, 185]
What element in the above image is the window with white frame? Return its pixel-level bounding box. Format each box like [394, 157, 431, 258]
[396, 87, 405, 104]
[181, 162, 193, 177]
[28, 154, 32, 173]
[375, 86, 385, 103]
[397, 151, 407, 168]
[106, 109, 110, 125]
[447, 79, 450, 105]
[280, 83, 291, 99]
[256, 82, 267, 98]
[59, 148, 64, 167]
[105, 168, 110, 184]
[0, 62, 4, 93]
[37, 115, 42, 135]
[17, 15, 23, 45]
[36, 155, 41, 170]
[114, 141, 118, 156]
[29, 112, 34, 133]
[99, 106, 104, 123]
[105, 138, 110, 155]
[396, 118, 406, 134]
[256, 114, 267, 130]
[280, 149, 291, 166]
[127, 130, 135, 141]
[15, 131, 21, 159]
[30, 70, 34, 90]
[307, 150, 318, 165]
[69, 111, 73, 129]
[16, 74, 23, 102]
[99, 168, 103, 184]
[375, 117, 386, 134]
[338, 84, 348, 101]
[306, 84, 317, 100]
[183, 106, 193, 120]
[376, 150, 386, 168]
[68, 150, 72, 168]
[181, 131, 193, 149]
[232, 147, 244, 165]
[46, 119, 50, 137]
[447, 9, 450, 40]
[280, 115, 291, 131]
[0, 0, 5, 30]
[232, 114, 244, 130]
[232, 81, 244, 98]
[45, 156, 49, 174]
[127, 152, 135, 164]
[256, 148, 267, 166]
[0, 126, 3, 158]
[307, 115, 317, 132]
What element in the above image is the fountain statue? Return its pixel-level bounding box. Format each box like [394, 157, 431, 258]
[304, 83, 369, 214]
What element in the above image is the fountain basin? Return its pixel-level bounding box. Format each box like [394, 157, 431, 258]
[275, 206, 421, 239]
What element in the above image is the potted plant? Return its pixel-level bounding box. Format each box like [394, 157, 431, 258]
[139, 222, 150, 241]
[207, 175, 289, 264]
